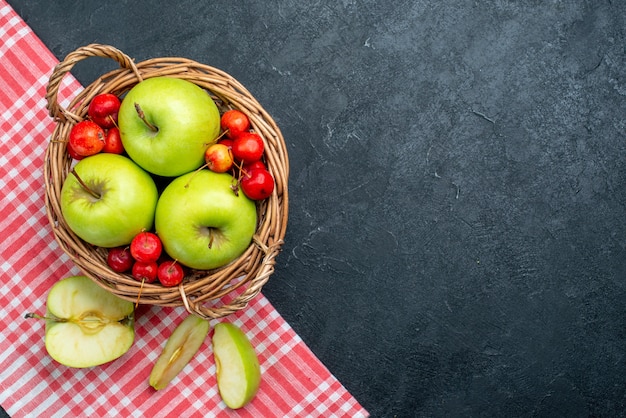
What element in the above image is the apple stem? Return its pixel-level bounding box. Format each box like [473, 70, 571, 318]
[208, 231, 214, 249]
[24, 312, 67, 322]
[70, 168, 101, 200]
[134, 103, 158, 132]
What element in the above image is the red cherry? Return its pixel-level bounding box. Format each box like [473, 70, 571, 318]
[132, 261, 158, 283]
[107, 247, 133, 273]
[157, 260, 185, 287]
[103, 127, 124, 154]
[88, 93, 121, 128]
[68, 120, 105, 157]
[243, 160, 267, 173]
[67, 141, 85, 160]
[217, 137, 234, 149]
[204, 143, 234, 173]
[240, 168, 275, 200]
[221, 109, 250, 138]
[232, 132, 264, 164]
[130, 231, 162, 263]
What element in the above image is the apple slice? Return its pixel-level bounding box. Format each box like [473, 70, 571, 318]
[26, 275, 134, 368]
[149, 314, 210, 390]
[212, 322, 261, 409]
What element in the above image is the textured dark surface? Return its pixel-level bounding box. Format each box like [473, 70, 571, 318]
[7, 1, 626, 416]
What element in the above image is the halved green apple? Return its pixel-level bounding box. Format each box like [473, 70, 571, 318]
[212, 322, 261, 409]
[149, 314, 210, 390]
[27, 275, 134, 368]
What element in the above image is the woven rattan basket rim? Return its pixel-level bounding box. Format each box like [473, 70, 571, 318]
[44, 44, 288, 319]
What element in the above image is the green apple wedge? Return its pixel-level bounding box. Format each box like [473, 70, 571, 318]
[212, 322, 261, 409]
[150, 314, 210, 390]
[118, 77, 221, 177]
[25, 275, 135, 368]
[154, 170, 257, 270]
[60, 153, 158, 248]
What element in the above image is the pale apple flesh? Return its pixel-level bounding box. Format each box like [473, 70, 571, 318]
[42, 276, 134, 368]
[212, 322, 261, 409]
[155, 170, 257, 270]
[150, 314, 210, 390]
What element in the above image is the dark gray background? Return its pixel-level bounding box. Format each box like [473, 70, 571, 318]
[7, 1, 626, 416]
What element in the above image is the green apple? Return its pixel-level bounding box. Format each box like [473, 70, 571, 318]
[26, 275, 135, 368]
[118, 76, 221, 177]
[60, 153, 158, 248]
[154, 170, 257, 270]
[149, 314, 210, 390]
[212, 322, 261, 409]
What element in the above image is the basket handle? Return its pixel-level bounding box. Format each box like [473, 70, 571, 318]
[45, 43, 142, 122]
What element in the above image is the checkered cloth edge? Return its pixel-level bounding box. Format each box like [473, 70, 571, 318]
[0, 2, 368, 417]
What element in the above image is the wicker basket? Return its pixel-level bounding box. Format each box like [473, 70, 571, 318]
[44, 44, 289, 319]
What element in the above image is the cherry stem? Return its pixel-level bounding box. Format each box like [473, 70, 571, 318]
[230, 181, 240, 196]
[184, 163, 209, 188]
[108, 115, 119, 128]
[135, 278, 145, 308]
[227, 160, 248, 197]
[213, 130, 228, 142]
[71, 168, 101, 199]
[134, 103, 158, 132]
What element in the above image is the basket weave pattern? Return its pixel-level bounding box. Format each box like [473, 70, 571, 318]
[44, 44, 289, 319]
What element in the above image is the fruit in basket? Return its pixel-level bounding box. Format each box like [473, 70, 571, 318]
[132, 261, 159, 283]
[25, 275, 134, 368]
[88, 93, 121, 128]
[103, 127, 124, 154]
[157, 260, 185, 287]
[130, 231, 162, 263]
[240, 167, 275, 201]
[107, 247, 134, 273]
[154, 170, 257, 270]
[212, 322, 261, 409]
[68, 120, 105, 157]
[60, 153, 158, 247]
[231, 132, 265, 164]
[243, 160, 267, 172]
[221, 109, 250, 139]
[67, 141, 85, 160]
[150, 314, 210, 390]
[205, 143, 234, 173]
[218, 137, 234, 149]
[118, 77, 220, 177]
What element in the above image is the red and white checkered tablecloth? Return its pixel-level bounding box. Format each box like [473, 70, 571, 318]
[0, 2, 368, 416]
